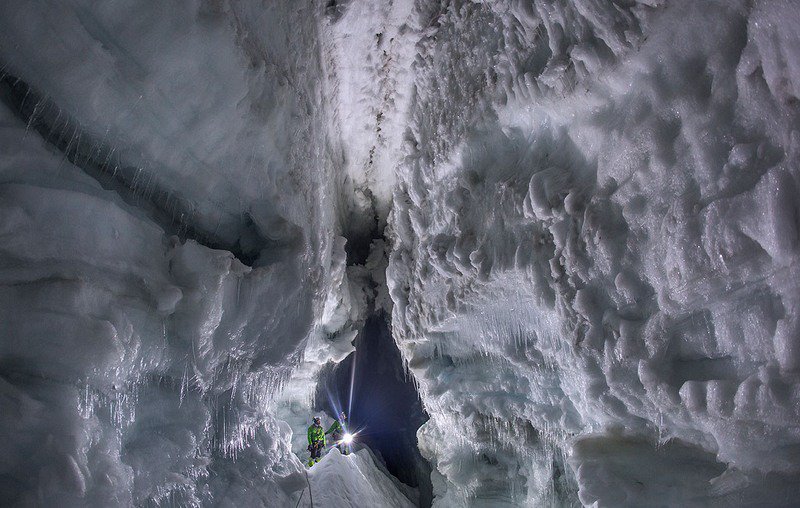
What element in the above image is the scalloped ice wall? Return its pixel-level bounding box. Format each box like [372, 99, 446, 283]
[0, 0, 799, 507]
[387, 0, 800, 506]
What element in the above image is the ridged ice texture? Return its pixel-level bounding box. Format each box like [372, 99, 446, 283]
[0, 1, 363, 506]
[0, 1, 331, 255]
[3, 0, 800, 506]
[388, 0, 800, 506]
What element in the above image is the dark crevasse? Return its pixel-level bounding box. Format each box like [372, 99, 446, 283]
[315, 312, 433, 507]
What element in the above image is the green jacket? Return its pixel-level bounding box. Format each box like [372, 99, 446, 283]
[308, 424, 325, 446]
[325, 420, 343, 435]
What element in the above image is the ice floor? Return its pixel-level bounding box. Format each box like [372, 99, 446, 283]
[299, 448, 417, 508]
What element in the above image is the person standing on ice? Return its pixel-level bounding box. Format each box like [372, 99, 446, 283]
[325, 411, 349, 455]
[307, 416, 325, 467]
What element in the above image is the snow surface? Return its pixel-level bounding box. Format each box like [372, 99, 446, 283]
[301, 447, 418, 508]
[1, 0, 800, 507]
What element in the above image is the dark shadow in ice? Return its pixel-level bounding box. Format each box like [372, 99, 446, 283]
[0, 70, 286, 266]
[315, 312, 433, 507]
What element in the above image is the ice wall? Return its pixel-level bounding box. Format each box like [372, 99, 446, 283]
[2, 0, 800, 506]
[387, 0, 800, 506]
[320, 0, 419, 251]
[0, 1, 364, 505]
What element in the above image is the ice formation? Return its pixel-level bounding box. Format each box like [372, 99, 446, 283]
[0, 1, 360, 505]
[1, 0, 799, 507]
[388, 0, 800, 505]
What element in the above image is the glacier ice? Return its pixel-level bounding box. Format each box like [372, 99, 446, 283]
[0, 0, 363, 505]
[1, 0, 800, 507]
[388, 0, 800, 505]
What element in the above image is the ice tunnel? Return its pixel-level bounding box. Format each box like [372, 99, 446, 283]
[1, 0, 800, 507]
[316, 312, 434, 505]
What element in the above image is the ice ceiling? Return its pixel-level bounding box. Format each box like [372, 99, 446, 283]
[1, 0, 799, 507]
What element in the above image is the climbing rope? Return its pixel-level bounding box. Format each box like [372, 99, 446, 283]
[304, 468, 314, 508]
[294, 488, 305, 508]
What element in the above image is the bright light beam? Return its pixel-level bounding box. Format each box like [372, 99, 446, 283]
[342, 432, 353, 444]
[348, 351, 357, 418]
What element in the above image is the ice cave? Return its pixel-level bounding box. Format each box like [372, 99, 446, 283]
[1, 0, 799, 506]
